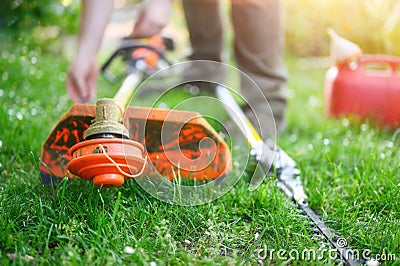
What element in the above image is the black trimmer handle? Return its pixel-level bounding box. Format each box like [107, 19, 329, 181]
[101, 35, 174, 83]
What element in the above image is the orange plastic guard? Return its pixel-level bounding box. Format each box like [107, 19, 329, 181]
[124, 107, 231, 181]
[40, 104, 231, 184]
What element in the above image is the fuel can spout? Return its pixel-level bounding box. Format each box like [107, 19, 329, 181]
[327, 28, 362, 65]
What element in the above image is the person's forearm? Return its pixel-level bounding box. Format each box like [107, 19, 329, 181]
[77, 0, 114, 60]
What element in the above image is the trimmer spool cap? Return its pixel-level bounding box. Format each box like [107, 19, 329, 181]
[67, 138, 146, 188]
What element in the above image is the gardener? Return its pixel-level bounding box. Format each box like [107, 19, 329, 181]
[67, 0, 288, 137]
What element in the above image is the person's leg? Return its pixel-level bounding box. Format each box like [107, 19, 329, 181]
[231, 0, 288, 138]
[139, 1, 224, 96]
[181, 0, 226, 92]
[182, 0, 223, 61]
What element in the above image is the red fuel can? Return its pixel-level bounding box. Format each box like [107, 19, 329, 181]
[325, 55, 400, 128]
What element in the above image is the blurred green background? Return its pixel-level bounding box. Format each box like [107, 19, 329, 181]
[1, 0, 399, 57]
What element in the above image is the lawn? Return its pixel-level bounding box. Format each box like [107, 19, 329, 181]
[0, 27, 399, 266]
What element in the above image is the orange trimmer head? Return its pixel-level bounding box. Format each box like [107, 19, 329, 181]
[39, 104, 231, 186]
[40, 36, 231, 187]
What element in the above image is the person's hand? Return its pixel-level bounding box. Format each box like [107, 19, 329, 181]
[66, 56, 98, 103]
[130, 0, 172, 38]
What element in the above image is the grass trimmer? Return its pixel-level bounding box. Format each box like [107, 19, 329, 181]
[39, 36, 231, 187]
[40, 35, 362, 264]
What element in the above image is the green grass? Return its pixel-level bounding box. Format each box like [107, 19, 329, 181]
[0, 31, 399, 265]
